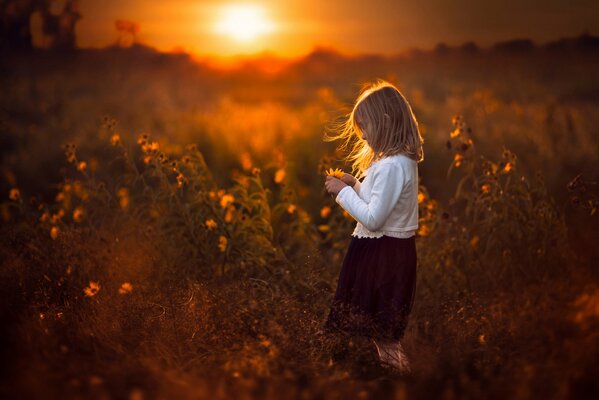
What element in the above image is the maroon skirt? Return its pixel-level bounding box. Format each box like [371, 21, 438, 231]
[323, 234, 417, 341]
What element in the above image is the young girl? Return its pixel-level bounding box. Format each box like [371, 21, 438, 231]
[322, 79, 424, 373]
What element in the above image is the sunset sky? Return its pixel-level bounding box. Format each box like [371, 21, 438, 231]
[74, 0, 599, 58]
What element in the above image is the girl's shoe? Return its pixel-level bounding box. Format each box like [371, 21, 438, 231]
[372, 338, 411, 374]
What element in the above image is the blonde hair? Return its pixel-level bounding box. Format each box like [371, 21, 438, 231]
[324, 79, 424, 180]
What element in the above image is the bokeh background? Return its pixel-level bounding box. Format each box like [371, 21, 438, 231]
[1, 1, 599, 399]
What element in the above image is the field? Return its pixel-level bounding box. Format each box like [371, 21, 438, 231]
[1, 40, 599, 399]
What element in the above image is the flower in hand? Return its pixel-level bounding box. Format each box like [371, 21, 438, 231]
[325, 167, 345, 178]
[325, 175, 347, 196]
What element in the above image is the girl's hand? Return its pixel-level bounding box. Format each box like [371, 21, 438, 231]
[325, 175, 348, 196]
[340, 173, 357, 187]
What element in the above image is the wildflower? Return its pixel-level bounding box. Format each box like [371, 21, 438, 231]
[240, 152, 253, 170]
[417, 225, 430, 237]
[143, 155, 152, 164]
[318, 224, 330, 232]
[287, 204, 297, 214]
[479, 334, 486, 344]
[325, 168, 344, 178]
[51, 209, 64, 223]
[426, 200, 437, 210]
[66, 151, 76, 163]
[320, 206, 331, 218]
[418, 192, 425, 204]
[224, 206, 234, 222]
[218, 235, 228, 252]
[73, 207, 84, 222]
[9, 188, 20, 201]
[481, 183, 491, 194]
[77, 161, 87, 172]
[137, 133, 149, 145]
[252, 167, 261, 176]
[503, 162, 513, 173]
[118, 282, 133, 295]
[274, 168, 286, 183]
[83, 281, 100, 297]
[176, 173, 185, 188]
[110, 134, 121, 145]
[450, 128, 461, 138]
[220, 194, 235, 208]
[55, 192, 65, 202]
[118, 188, 129, 209]
[209, 191, 216, 199]
[205, 219, 217, 230]
[454, 154, 464, 167]
[50, 226, 59, 239]
[40, 212, 49, 222]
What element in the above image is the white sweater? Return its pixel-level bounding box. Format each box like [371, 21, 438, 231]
[335, 153, 419, 238]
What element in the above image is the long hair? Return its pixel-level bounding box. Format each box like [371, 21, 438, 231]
[324, 79, 424, 180]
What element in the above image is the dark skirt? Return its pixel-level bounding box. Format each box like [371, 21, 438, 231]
[323, 234, 417, 341]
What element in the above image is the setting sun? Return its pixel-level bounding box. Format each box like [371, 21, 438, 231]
[213, 4, 276, 43]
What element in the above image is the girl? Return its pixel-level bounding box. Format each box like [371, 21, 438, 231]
[322, 79, 424, 373]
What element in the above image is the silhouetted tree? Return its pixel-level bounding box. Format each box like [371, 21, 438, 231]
[115, 19, 140, 48]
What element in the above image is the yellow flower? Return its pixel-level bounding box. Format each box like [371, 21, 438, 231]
[218, 235, 228, 252]
[50, 226, 59, 239]
[287, 204, 297, 214]
[220, 194, 235, 208]
[320, 206, 331, 218]
[110, 134, 121, 145]
[503, 162, 513, 173]
[205, 218, 217, 230]
[325, 168, 344, 178]
[118, 282, 133, 295]
[77, 161, 87, 172]
[450, 128, 461, 138]
[84, 281, 100, 297]
[481, 183, 491, 194]
[9, 188, 20, 201]
[73, 207, 84, 222]
[143, 155, 152, 164]
[274, 168, 286, 184]
[417, 192, 425, 204]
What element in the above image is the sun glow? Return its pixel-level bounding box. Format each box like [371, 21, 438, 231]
[213, 4, 276, 43]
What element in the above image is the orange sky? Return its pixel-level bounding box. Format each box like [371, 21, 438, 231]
[74, 0, 599, 59]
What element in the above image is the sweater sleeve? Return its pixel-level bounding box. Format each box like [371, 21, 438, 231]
[335, 162, 405, 232]
[353, 179, 362, 196]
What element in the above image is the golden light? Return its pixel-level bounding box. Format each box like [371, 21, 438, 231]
[213, 4, 276, 43]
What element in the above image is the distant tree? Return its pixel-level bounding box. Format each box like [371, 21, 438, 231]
[0, 0, 80, 51]
[433, 42, 451, 55]
[115, 19, 140, 48]
[459, 41, 479, 54]
[38, 0, 81, 50]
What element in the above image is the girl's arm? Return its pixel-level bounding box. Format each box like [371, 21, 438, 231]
[335, 162, 405, 231]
